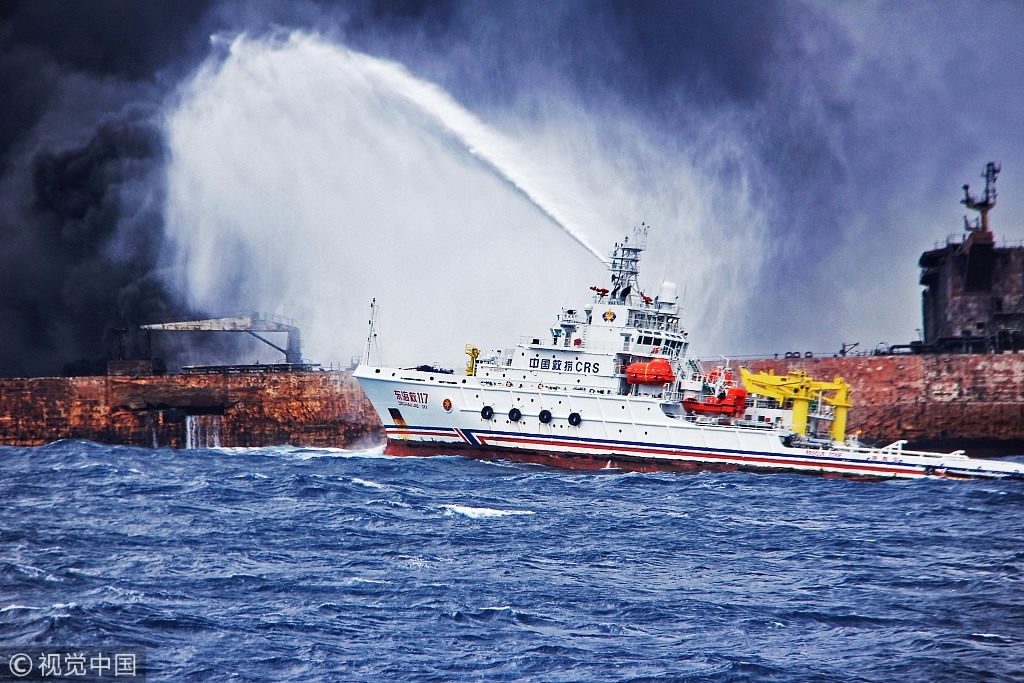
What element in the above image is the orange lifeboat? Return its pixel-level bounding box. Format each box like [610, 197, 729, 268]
[682, 386, 748, 418]
[625, 357, 676, 384]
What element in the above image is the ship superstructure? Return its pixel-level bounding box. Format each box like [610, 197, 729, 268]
[354, 226, 1023, 480]
[916, 163, 1024, 353]
[467, 225, 699, 404]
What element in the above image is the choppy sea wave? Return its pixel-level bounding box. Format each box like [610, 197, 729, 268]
[1, 441, 1022, 682]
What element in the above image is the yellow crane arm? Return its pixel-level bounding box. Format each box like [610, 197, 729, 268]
[465, 345, 481, 376]
[739, 368, 852, 442]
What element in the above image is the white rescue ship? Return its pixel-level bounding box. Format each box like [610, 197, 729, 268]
[354, 226, 1023, 481]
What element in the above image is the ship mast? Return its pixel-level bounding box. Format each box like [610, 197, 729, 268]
[609, 223, 648, 304]
[961, 161, 1000, 232]
[364, 298, 381, 365]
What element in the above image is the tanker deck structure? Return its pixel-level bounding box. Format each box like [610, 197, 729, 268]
[914, 162, 1024, 354]
[743, 162, 1024, 454]
[0, 314, 381, 449]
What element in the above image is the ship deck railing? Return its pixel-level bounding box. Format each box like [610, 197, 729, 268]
[826, 438, 969, 460]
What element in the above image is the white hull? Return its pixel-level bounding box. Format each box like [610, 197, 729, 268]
[354, 365, 1024, 480]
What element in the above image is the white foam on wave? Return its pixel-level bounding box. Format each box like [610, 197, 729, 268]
[370, 498, 412, 509]
[13, 563, 62, 582]
[474, 458, 536, 470]
[441, 504, 535, 519]
[217, 445, 389, 460]
[349, 577, 389, 585]
[101, 585, 147, 602]
[351, 477, 388, 490]
[75, 461, 115, 470]
[231, 471, 270, 480]
[1, 602, 77, 613]
[0, 604, 43, 612]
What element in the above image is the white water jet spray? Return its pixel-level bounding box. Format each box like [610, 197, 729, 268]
[163, 32, 607, 366]
[163, 31, 772, 366]
[342, 45, 608, 265]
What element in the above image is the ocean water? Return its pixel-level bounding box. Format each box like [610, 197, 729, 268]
[1, 441, 1022, 682]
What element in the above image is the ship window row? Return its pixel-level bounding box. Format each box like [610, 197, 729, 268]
[627, 310, 681, 331]
[635, 336, 686, 353]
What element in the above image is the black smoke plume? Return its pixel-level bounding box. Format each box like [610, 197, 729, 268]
[0, 0, 212, 375]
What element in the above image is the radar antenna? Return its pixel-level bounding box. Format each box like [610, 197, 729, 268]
[961, 161, 1000, 232]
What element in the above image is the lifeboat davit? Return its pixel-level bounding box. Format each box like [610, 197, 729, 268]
[625, 357, 676, 384]
[682, 386, 748, 418]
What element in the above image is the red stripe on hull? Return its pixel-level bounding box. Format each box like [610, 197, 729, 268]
[383, 438, 890, 481]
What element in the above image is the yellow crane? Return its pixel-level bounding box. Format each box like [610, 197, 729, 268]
[739, 368, 853, 442]
[465, 345, 481, 376]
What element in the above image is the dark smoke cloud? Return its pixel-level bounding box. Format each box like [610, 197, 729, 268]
[2, 0, 1021, 375]
[0, 0, 211, 376]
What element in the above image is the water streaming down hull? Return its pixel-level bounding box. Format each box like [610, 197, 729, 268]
[355, 226, 1024, 481]
[185, 414, 222, 450]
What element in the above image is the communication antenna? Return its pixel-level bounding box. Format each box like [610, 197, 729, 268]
[364, 298, 381, 365]
[961, 161, 1000, 232]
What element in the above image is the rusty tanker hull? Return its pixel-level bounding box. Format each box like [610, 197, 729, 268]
[745, 353, 1024, 454]
[0, 369, 382, 450]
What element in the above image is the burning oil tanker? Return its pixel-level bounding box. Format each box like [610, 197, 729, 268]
[1, 165, 1022, 453]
